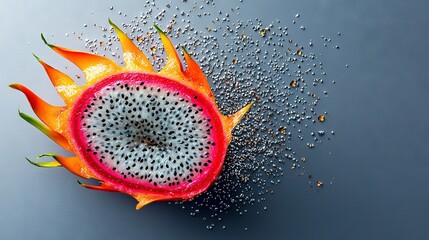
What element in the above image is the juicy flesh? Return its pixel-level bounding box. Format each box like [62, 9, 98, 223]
[72, 73, 224, 190]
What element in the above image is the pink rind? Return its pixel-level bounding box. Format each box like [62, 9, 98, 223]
[69, 72, 228, 199]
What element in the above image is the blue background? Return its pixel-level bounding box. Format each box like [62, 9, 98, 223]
[1, 0, 428, 239]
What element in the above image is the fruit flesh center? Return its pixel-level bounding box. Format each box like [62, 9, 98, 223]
[70, 73, 226, 191]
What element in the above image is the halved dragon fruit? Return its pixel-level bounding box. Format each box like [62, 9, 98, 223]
[11, 20, 253, 209]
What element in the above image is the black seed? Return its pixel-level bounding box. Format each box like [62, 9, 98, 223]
[80, 81, 216, 187]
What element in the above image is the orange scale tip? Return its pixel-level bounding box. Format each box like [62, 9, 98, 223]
[108, 18, 154, 72]
[154, 24, 185, 79]
[9, 84, 66, 132]
[182, 47, 216, 102]
[134, 194, 163, 210]
[32, 54, 79, 103]
[223, 101, 255, 143]
[41, 33, 121, 84]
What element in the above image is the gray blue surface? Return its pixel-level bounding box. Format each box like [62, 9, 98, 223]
[1, 0, 429, 239]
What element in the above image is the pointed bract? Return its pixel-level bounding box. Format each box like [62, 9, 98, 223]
[39, 153, 95, 179]
[134, 194, 160, 210]
[182, 48, 216, 103]
[10, 84, 65, 132]
[109, 19, 154, 72]
[41, 34, 121, 83]
[223, 102, 254, 143]
[18, 110, 73, 152]
[26, 157, 61, 168]
[78, 180, 116, 192]
[34, 54, 79, 104]
[154, 25, 185, 80]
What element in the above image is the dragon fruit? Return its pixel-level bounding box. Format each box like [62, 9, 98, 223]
[11, 20, 253, 209]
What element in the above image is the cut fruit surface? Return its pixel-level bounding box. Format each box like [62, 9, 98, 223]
[11, 21, 253, 209]
[71, 73, 227, 194]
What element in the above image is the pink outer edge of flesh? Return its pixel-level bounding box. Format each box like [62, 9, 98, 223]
[69, 72, 228, 196]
